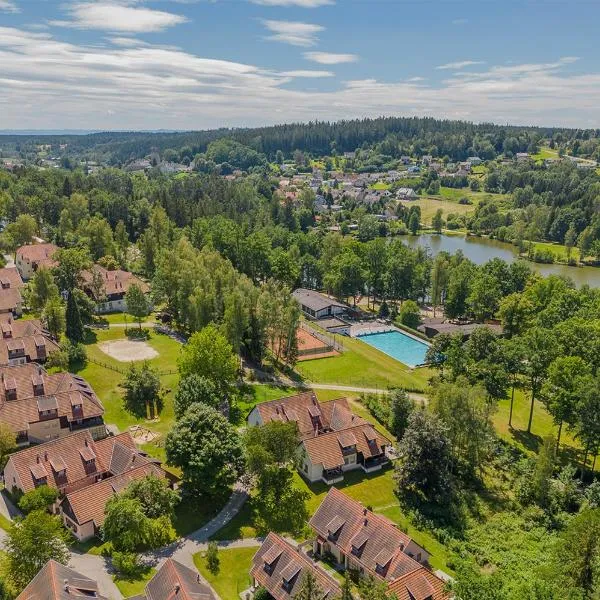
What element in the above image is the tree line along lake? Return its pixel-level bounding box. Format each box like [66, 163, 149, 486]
[404, 233, 600, 288]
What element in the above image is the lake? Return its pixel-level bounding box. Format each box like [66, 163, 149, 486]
[404, 234, 600, 288]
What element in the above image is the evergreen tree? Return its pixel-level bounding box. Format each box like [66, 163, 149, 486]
[65, 290, 84, 343]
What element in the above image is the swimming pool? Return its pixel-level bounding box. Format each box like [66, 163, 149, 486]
[357, 330, 430, 368]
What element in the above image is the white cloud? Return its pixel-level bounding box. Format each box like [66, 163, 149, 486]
[262, 19, 323, 46]
[0, 1, 19, 13]
[0, 26, 597, 130]
[304, 51, 357, 64]
[279, 69, 333, 77]
[108, 36, 149, 47]
[452, 18, 467, 25]
[52, 2, 188, 33]
[251, 0, 333, 6]
[436, 60, 484, 70]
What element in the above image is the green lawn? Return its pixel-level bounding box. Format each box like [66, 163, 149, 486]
[194, 546, 256, 600]
[0, 513, 12, 532]
[398, 197, 475, 225]
[370, 181, 391, 190]
[531, 146, 559, 161]
[113, 567, 156, 597]
[525, 240, 580, 263]
[295, 335, 431, 392]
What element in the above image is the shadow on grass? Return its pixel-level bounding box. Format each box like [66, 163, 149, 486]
[509, 427, 543, 453]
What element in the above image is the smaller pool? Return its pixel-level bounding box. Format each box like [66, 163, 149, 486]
[357, 330, 429, 368]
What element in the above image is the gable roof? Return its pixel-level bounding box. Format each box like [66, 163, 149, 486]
[0, 363, 104, 432]
[0, 287, 22, 312]
[16, 559, 108, 600]
[0, 267, 24, 289]
[4, 430, 141, 494]
[145, 558, 217, 600]
[0, 318, 60, 365]
[251, 533, 341, 600]
[292, 289, 346, 312]
[61, 463, 164, 527]
[309, 488, 421, 582]
[387, 567, 448, 600]
[253, 393, 364, 439]
[302, 424, 390, 470]
[81, 265, 150, 297]
[16, 243, 59, 267]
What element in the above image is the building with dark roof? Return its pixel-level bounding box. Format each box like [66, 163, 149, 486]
[0, 266, 24, 316]
[251, 533, 341, 600]
[16, 559, 109, 600]
[15, 243, 59, 280]
[0, 316, 60, 366]
[292, 288, 347, 320]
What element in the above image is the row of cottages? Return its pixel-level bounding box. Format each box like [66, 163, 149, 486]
[0, 362, 106, 446]
[18, 557, 216, 600]
[0, 315, 60, 366]
[251, 489, 449, 600]
[3, 428, 174, 541]
[0, 266, 24, 317]
[247, 392, 391, 484]
[81, 265, 150, 314]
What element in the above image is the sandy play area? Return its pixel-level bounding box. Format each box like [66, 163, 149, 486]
[98, 339, 159, 362]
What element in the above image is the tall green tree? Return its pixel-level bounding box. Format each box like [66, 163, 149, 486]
[28, 267, 59, 312]
[43, 297, 65, 340]
[123, 361, 162, 418]
[165, 403, 244, 497]
[125, 283, 150, 330]
[174, 374, 220, 418]
[65, 290, 84, 343]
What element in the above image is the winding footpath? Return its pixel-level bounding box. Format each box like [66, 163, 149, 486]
[1, 483, 254, 600]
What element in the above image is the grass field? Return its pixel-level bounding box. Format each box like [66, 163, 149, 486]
[531, 146, 559, 161]
[370, 181, 391, 190]
[194, 546, 255, 600]
[399, 197, 475, 225]
[295, 335, 431, 391]
[113, 567, 156, 597]
[525, 240, 580, 263]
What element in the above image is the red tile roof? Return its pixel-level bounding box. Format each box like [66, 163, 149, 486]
[302, 424, 389, 470]
[4, 430, 141, 495]
[61, 463, 164, 527]
[145, 558, 216, 600]
[387, 567, 449, 600]
[309, 488, 424, 582]
[0, 363, 104, 433]
[251, 533, 341, 600]
[16, 243, 59, 268]
[0, 318, 60, 365]
[16, 559, 109, 600]
[0, 267, 24, 290]
[254, 393, 365, 439]
[81, 265, 149, 298]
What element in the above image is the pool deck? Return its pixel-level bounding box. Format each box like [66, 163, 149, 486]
[350, 321, 431, 347]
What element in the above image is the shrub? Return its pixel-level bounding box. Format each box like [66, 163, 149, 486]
[253, 587, 270, 600]
[206, 541, 220, 575]
[112, 551, 143, 577]
[64, 340, 87, 367]
[18, 485, 59, 513]
[46, 349, 69, 371]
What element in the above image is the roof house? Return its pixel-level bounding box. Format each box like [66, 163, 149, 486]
[0, 267, 24, 316]
[0, 363, 105, 446]
[0, 316, 60, 365]
[309, 488, 449, 600]
[129, 558, 217, 600]
[247, 393, 391, 484]
[292, 289, 347, 320]
[15, 243, 59, 280]
[81, 265, 150, 314]
[16, 559, 109, 600]
[251, 533, 341, 600]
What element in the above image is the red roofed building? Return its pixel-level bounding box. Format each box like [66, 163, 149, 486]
[251, 533, 341, 600]
[0, 267, 24, 316]
[309, 488, 449, 600]
[248, 392, 391, 484]
[0, 362, 105, 446]
[0, 315, 60, 366]
[15, 243, 59, 280]
[81, 265, 150, 314]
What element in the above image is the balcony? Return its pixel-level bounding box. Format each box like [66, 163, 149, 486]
[321, 467, 344, 485]
[362, 455, 389, 473]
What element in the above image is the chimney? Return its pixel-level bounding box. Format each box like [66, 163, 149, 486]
[363, 508, 368, 516]
[364, 518, 368, 526]
[174, 584, 181, 595]
[84, 439, 88, 447]
[44, 452, 48, 461]
[64, 578, 69, 593]
[36, 455, 40, 464]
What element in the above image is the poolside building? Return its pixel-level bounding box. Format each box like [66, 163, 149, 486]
[292, 288, 347, 320]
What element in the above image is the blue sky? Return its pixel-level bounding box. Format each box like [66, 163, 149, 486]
[1, 0, 599, 130]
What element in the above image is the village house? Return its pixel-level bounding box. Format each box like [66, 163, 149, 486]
[309, 488, 449, 600]
[0, 266, 24, 316]
[15, 242, 59, 280]
[81, 265, 150, 314]
[247, 392, 391, 484]
[467, 156, 483, 166]
[397, 187, 418, 200]
[292, 289, 347, 320]
[133, 558, 218, 600]
[0, 362, 105, 446]
[0, 315, 60, 366]
[251, 533, 341, 600]
[16, 559, 109, 600]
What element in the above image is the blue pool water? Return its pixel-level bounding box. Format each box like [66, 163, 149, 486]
[357, 330, 429, 368]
